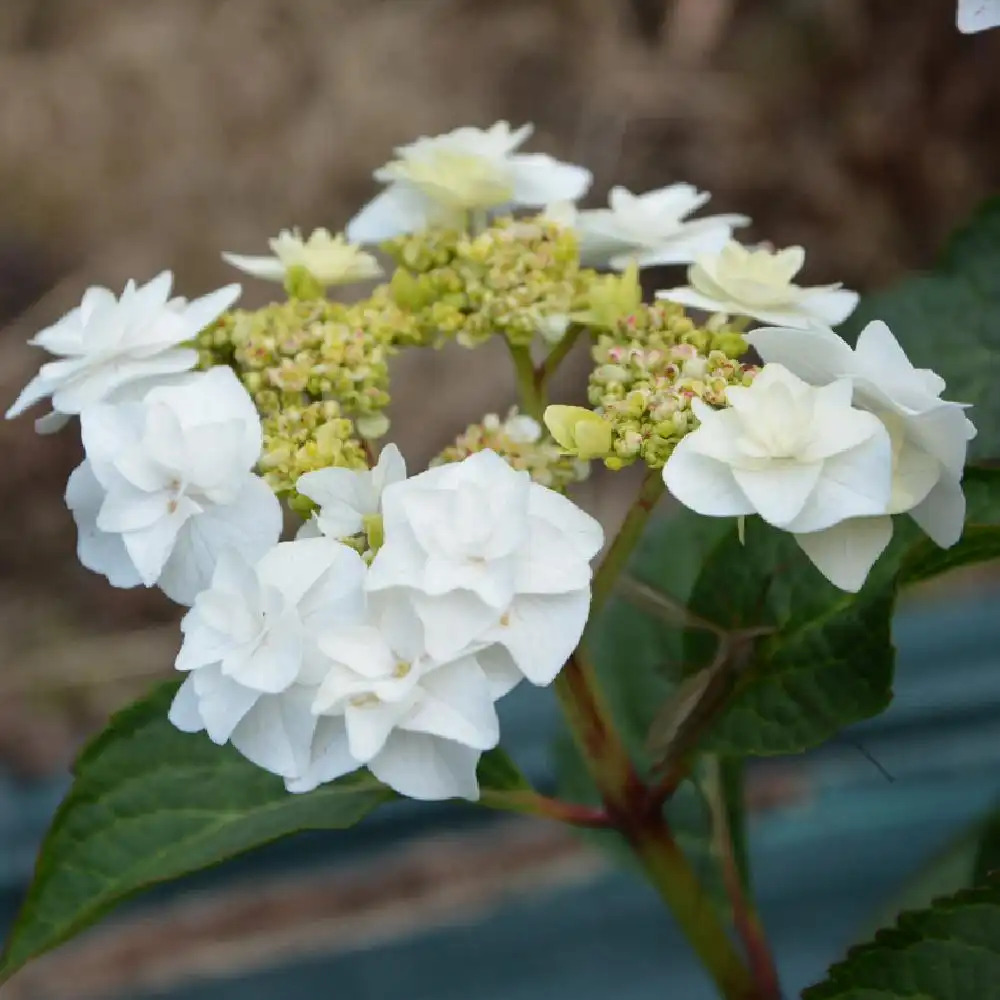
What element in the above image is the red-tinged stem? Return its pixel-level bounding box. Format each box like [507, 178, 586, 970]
[479, 788, 613, 829]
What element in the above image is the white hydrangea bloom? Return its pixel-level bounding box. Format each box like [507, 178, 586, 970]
[67, 367, 281, 604]
[747, 320, 977, 551]
[296, 443, 406, 541]
[294, 601, 500, 801]
[6, 271, 239, 434]
[346, 122, 592, 243]
[663, 364, 894, 591]
[169, 539, 368, 786]
[367, 449, 604, 691]
[656, 242, 858, 329]
[222, 228, 382, 287]
[572, 184, 750, 271]
[957, 0, 1000, 32]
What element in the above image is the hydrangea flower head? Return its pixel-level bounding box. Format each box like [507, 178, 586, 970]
[297, 443, 407, 544]
[223, 228, 382, 290]
[67, 367, 281, 604]
[302, 605, 501, 801]
[170, 538, 368, 784]
[663, 363, 894, 590]
[747, 319, 977, 549]
[367, 449, 603, 689]
[573, 184, 750, 271]
[346, 122, 592, 243]
[7, 271, 240, 433]
[657, 242, 858, 329]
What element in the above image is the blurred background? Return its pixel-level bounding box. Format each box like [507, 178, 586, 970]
[1, 1, 999, 997]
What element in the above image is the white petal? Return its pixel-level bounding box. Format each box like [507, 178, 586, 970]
[34, 410, 72, 434]
[122, 499, 199, 586]
[746, 326, 855, 385]
[474, 645, 524, 699]
[317, 626, 397, 687]
[257, 537, 349, 607]
[515, 518, 593, 595]
[909, 475, 966, 548]
[345, 699, 412, 763]
[403, 657, 499, 749]
[296, 467, 371, 538]
[412, 589, 500, 662]
[371, 443, 407, 496]
[168, 676, 206, 733]
[6, 371, 56, 419]
[65, 461, 144, 588]
[175, 617, 235, 673]
[224, 608, 303, 694]
[191, 666, 262, 745]
[509, 154, 592, 206]
[345, 184, 434, 243]
[181, 283, 242, 333]
[794, 517, 894, 593]
[221, 253, 287, 282]
[796, 287, 860, 326]
[230, 685, 317, 778]
[285, 717, 357, 794]
[369, 731, 481, 801]
[663, 438, 756, 518]
[526, 484, 604, 562]
[492, 590, 589, 686]
[731, 462, 823, 529]
[787, 432, 893, 534]
[655, 286, 733, 316]
[157, 476, 282, 605]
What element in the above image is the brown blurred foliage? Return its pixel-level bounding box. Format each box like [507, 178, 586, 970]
[0, 0, 998, 772]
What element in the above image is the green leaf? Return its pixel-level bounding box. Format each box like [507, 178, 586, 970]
[902, 467, 1000, 584]
[804, 875, 1000, 999]
[840, 197, 1000, 460]
[0, 681, 393, 983]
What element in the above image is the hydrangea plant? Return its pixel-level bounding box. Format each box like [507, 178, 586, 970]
[4, 15, 1000, 989]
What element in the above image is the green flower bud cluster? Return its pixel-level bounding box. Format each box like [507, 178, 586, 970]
[432, 408, 590, 491]
[587, 302, 757, 470]
[196, 298, 392, 433]
[383, 217, 590, 349]
[259, 398, 367, 497]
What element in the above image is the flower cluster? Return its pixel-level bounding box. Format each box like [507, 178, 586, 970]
[346, 121, 591, 242]
[385, 216, 588, 348]
[201, 299, 391, 417]
[5, 114, 979, 806]
[663, 321, 976, 591]
[565, 184, 750, 272]
[432, 409, 589, 491]
[172, 448, 603, 800]
[658, 242, 858, 330]
[545, 301, 756, 470]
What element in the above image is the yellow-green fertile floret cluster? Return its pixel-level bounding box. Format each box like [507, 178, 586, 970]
[198, 299, 391, 426]
[587, 302, 758, 470]
[432, 409, 590, 491]
[384, 217, 591, 348]
[259, 399, 367, 497]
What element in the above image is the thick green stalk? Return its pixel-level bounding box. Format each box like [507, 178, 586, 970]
[509, 344, 544, 420]
[589, 467, 665, 620]
[628, 816, 761, 1000]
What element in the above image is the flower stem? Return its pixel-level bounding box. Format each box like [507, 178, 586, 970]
[509, 343, 545, 420]
[589, 467, 665, 621]
[478, 787, 613, 829]
[538, 325, 581, 389]
[627, 816, 762, 1000]
[706, 758, 783, 1000]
